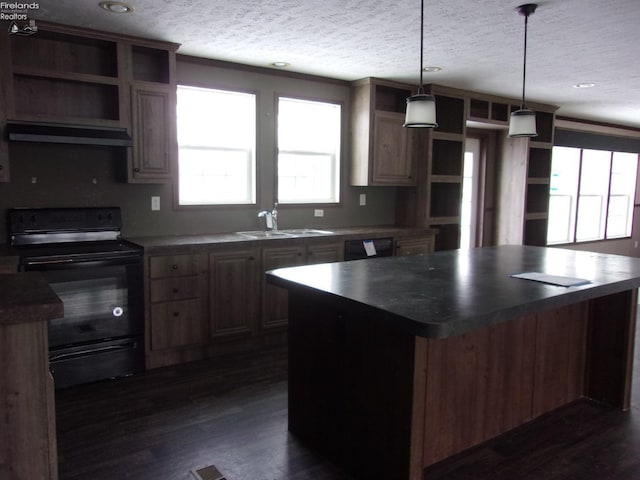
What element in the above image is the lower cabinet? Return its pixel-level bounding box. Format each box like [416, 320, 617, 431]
[144, 232, 433, 368]
[148, 253, 208, 350]
[307, 241, 344, 264]
[395, 235, 435, 256]
[261, 244, 307, 329]
[209, 247, 259, 338]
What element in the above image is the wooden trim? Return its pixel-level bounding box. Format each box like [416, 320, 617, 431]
[36, 20, 180, 50]
[409, 337, 428, 480]
[177, 54, 350, 86]
[556, 116, 640, 137]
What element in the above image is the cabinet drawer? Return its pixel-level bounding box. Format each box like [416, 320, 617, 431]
[150, 276, 202, 302]
[395, 236, 435, 256]
[150, 299, 206, 350]
[149, 253, 206, 278]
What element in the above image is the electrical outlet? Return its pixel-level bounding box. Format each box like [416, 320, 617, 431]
[314, 209, 324, 217]
[151, 196, 160, 211]
[359, 193, 366, 206]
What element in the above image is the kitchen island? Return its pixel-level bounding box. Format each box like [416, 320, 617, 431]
[266, 245, 640, 480]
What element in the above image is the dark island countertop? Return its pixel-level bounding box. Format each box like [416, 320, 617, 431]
[0, 272, 63, 325]
[266, 245, 640, 338]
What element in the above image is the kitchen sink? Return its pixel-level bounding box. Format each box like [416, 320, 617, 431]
[236, 229, 334, 239]
[236, 230, 294, 238]
[281, 228, 334, 236]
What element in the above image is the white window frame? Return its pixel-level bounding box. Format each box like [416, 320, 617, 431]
[547, 146, 638, 244]
[176, 85, 257, 206]
[276, 96, 341, 204]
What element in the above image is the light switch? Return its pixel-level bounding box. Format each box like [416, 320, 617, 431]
[359, 193, 366, 206]
[314, 209, 324, 217]
[151, 196, 160, 211]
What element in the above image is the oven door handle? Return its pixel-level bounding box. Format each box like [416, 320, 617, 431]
[50, 342, 139, 362]
[24, 255, 142, 270]
[27, 258, 74, 266]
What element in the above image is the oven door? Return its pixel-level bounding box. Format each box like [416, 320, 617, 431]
[23, 256, 143, 349]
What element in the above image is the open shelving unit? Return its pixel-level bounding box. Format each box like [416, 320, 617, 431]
[392, 83, 557, 250]
[425, 87, 466, 250]
[0, 22, 179, 183]
[9, 30, 122, 126]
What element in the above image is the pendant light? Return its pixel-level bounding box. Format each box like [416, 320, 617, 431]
[404, 0, 437, 128]
[508, 3, 538, 138]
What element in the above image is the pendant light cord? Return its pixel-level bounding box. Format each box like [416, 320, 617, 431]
[521, 12, 529, 109]
[418, 0, 424, 94]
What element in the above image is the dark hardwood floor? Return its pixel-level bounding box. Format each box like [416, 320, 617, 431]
[56, 327, 640, 480]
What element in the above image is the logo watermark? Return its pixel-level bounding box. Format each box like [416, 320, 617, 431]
[1, 2, 39, 35]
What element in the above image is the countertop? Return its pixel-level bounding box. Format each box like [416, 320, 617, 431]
[266, 245, 640, 338]
[0, 272, 63, 325]
[128, 226, 436, 252]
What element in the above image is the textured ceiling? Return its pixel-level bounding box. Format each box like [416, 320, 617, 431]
[23, 0, 640, 128]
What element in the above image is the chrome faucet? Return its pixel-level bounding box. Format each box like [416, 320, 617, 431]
[258, 203, 278, 231]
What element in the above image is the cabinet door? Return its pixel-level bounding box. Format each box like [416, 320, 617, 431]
[395, 235, 435, 256]
[130, 84, 174, 182]
[209, 248, 259, 338]
[372, 111, 416, 186]
[150, 299, 207, 350]
[262, 245, 307, 329]
[307, 242, 344, 264]
[0, 143, 9, 183]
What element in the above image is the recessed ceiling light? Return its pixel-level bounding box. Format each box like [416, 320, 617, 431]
[572, 82, 596, 89]
[271, 62, 290, 68]
[98, 1, 134, 13]
[423, 66, 442, 73]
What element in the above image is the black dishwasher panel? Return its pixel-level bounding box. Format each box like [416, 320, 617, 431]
[344, 237, 394, 260]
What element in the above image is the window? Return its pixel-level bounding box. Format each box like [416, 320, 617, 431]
[177, 85, 256, 205]
[277, 97, 341, 204]
[547, 146, 638, 244]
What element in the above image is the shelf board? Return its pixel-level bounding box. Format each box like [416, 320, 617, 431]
[529, 140, 553, 149]
[525, 212, 549, 221]
[9, 113, 123, 128]
[432, 131, 465, 142]
[431, 175, 462, 183]
[527, 177, 550, 185]
[12, 66, 120, 86]
[467, 116, 508, 126]
[428, 216, 460, 225]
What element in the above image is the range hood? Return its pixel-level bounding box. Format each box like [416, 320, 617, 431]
[6, 120, 133, 147]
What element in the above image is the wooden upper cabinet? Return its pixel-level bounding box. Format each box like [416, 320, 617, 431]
[350, 78, 417, 186]
[127, 44, 178, 183]
[130, 84, 173, 182]
[372, 111, 416, 185]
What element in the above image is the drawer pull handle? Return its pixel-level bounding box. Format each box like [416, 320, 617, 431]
[172, 264, 179, 270]
[173, 312, 179, 317]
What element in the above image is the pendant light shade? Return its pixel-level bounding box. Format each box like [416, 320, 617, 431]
[509, 3, 538, 138]
[508, 109, 536, 137]
[404, 0, 437, 128]
[405, 94, 437, 128]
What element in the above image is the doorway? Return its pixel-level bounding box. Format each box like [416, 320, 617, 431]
[460, 136, 483, 249]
